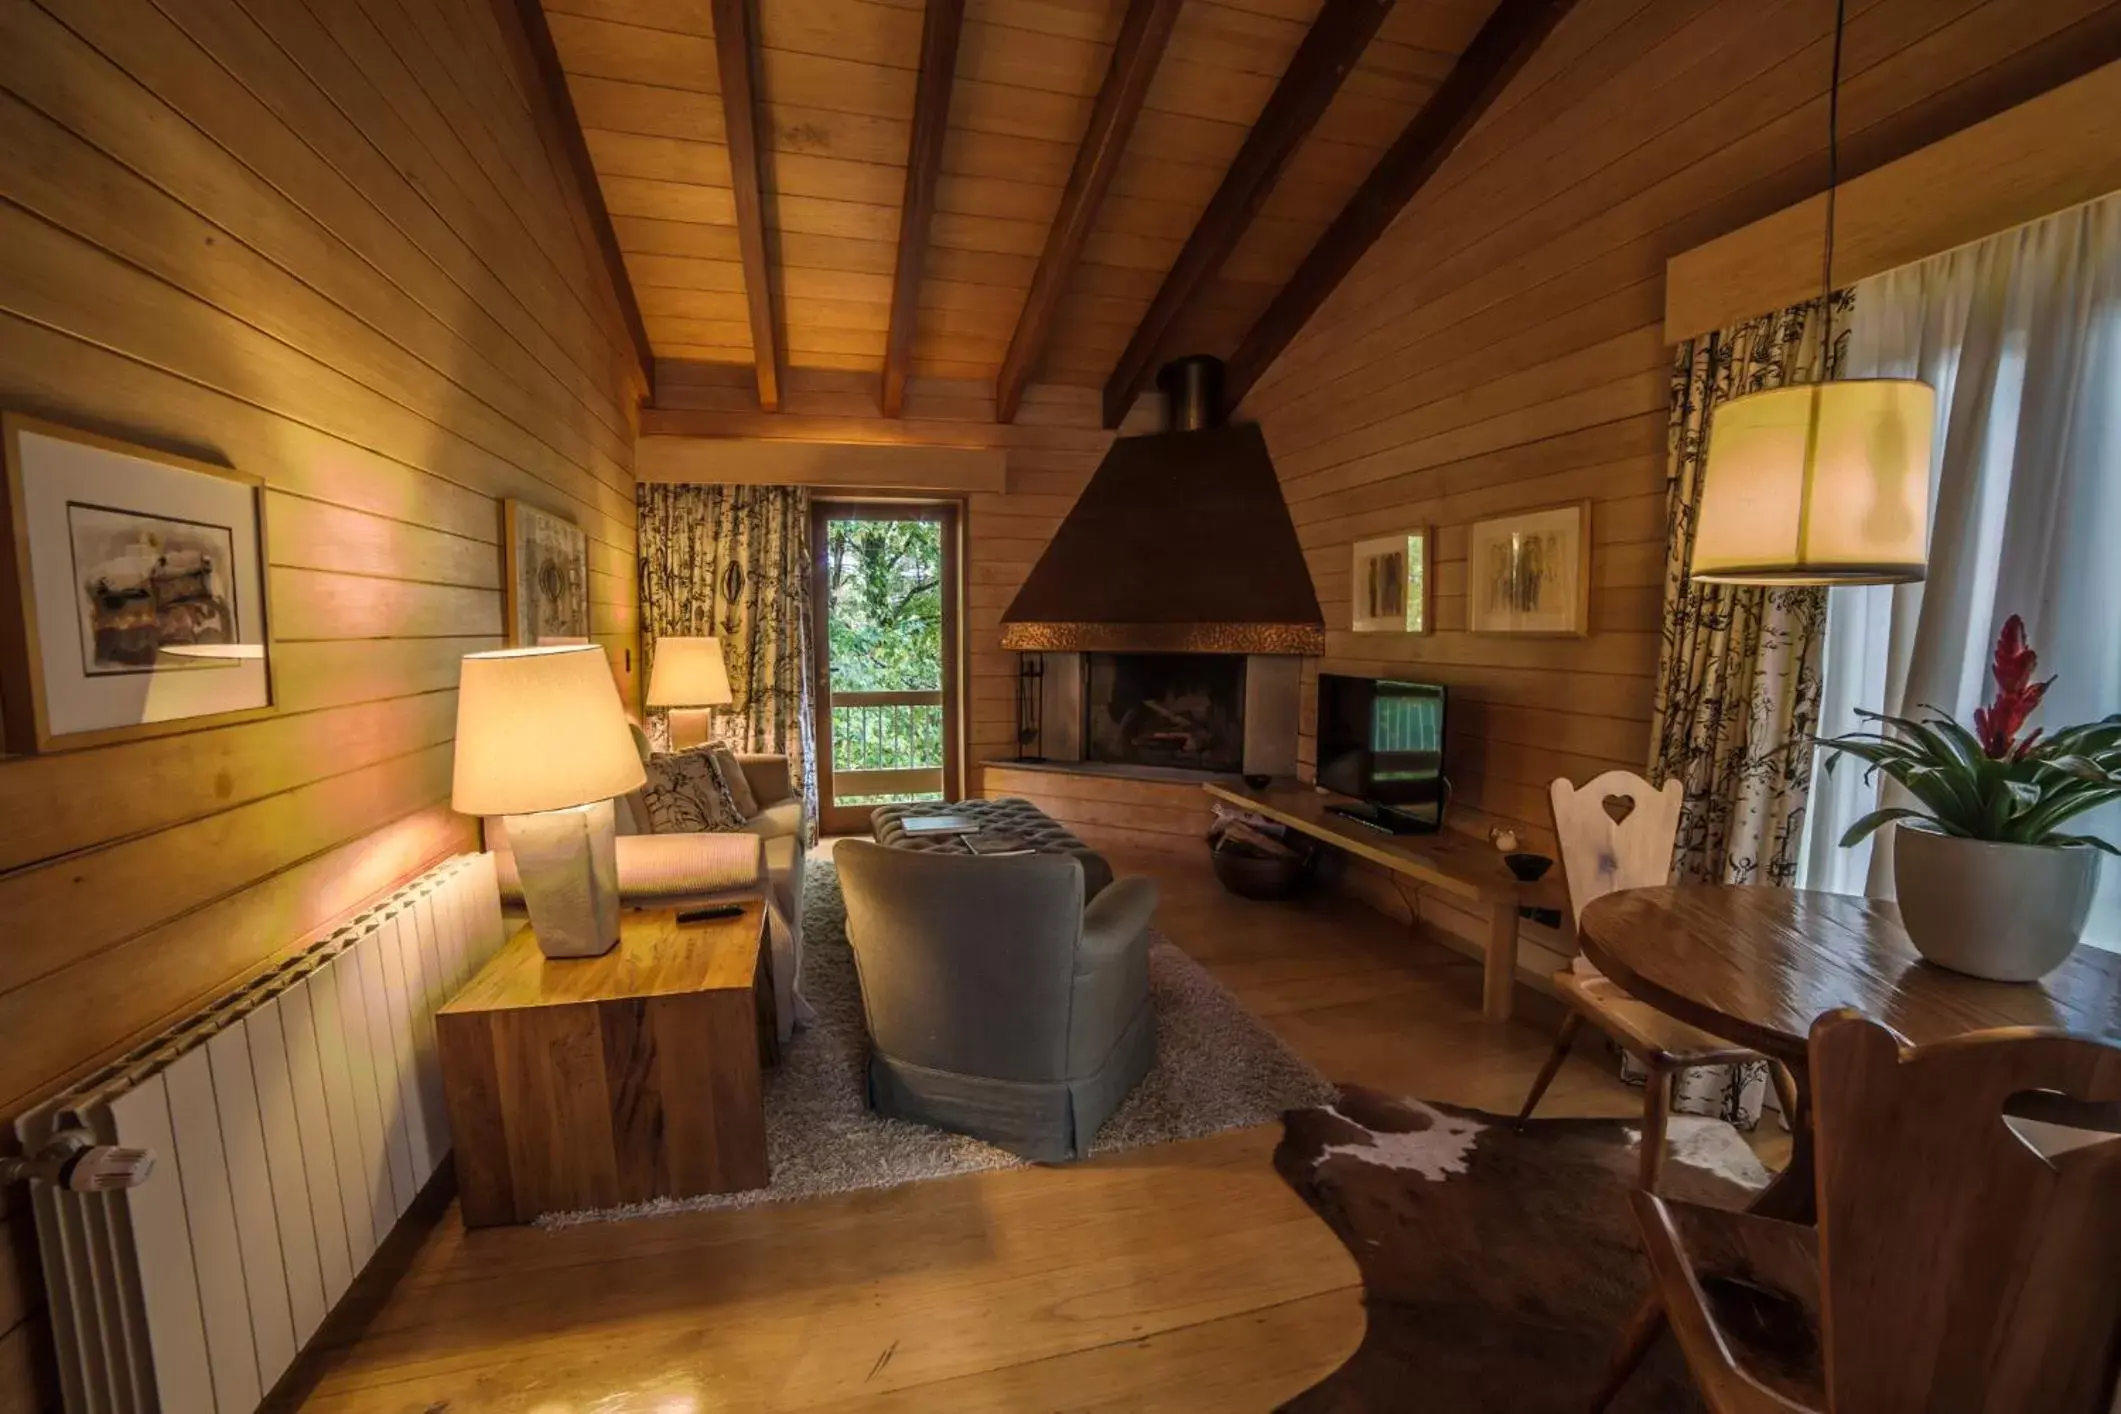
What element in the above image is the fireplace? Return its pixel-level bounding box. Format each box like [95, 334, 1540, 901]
[1017, 650, 1300, 778]
[1084, 653, 1245, 773]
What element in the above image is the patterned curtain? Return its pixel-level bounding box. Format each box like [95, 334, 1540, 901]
[637, 484, 818, 831]
[1638, 293, 1847, 1127]
[1651, 294, 1846, 887]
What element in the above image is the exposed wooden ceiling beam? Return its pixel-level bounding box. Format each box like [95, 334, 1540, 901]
[490, 0, 655, 400]
[995, 0, 1183, 424]
[712, 0, 786, 411]
[1099, 0, 1395, 429]
[1223, 0, 1581, 411]
[882, 0, 968, 419]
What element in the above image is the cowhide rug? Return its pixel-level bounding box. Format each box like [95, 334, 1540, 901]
[1273, 1086, 1770, 1412]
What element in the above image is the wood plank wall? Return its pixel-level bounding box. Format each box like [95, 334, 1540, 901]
[1241, 0, 2121, 951]
[0, 0, 644, 1403]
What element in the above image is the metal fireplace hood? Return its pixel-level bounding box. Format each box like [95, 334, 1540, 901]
[998, 356, 1325, 655]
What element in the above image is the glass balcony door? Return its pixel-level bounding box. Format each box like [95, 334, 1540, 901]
[810, 500, 962, 837]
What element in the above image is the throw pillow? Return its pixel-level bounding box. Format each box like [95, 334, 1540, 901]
[639, 750, 744, 834]
[709, 745, 760, 819]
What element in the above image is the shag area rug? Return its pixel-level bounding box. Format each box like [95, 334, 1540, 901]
[543, 859, 1334, 1226]
[1272, 1086, 1771, 1412]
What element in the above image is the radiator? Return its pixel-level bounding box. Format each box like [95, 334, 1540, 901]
[15, 852, 506, 1414]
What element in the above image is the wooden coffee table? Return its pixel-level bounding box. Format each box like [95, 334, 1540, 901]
[437, 902, 773, 1227]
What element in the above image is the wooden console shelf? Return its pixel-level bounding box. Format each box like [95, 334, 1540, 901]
[1204, 781, 1568, 1022]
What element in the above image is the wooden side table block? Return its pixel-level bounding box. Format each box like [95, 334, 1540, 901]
[437, 903, 771, 1227]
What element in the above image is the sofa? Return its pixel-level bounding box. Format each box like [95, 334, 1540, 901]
[833, 838, 1158, 1162]
[486, 750, 810, 1041]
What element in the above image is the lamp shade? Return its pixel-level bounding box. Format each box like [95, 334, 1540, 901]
[646, 636, 733, 708]
[452, 645, 645, 816]
[1690, 379, 1936, 585]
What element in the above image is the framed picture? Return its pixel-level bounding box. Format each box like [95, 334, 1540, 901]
[1350, 530, 1432, 634]
[502, 500, 590, 646]
[1466, 501, 1591, 636]
[0, 414, 273, 753]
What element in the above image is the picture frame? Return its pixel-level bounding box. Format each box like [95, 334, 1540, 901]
[502, 500, 591, 647]
[1466, 500, 1592, 637]
[1350, 530, 1432, 634]
[0, 413, 274, 753]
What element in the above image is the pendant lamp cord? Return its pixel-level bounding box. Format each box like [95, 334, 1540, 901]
[1818, 0, 1846, 376]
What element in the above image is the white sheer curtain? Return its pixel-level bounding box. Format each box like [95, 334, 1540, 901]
[1802, 192, 2121, 951]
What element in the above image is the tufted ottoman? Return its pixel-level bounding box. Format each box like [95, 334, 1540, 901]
[870, 797, 1115, 898]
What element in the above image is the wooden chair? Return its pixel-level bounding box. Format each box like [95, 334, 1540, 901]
[1634, 1011, 2121, 1412]
[1514, 771, 1795, 1189]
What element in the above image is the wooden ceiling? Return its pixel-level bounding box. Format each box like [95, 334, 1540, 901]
[531, 0, 1555, 422]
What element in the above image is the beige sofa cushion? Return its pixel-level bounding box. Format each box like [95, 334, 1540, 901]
[744, 799, 806, 841]
[710, 745, 760, 817]
[492, 830, 762, 905]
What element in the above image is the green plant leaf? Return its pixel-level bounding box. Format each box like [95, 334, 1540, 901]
[1923, 713, 1993, 769]
[1892, 768, 1978, 829]
[2044, 833, 2121, 857]
[2012, 787, 2121, 844]
[1837, 807, 1937, 848]
[2048, 753, 2121, 785]
[1827, 707, 2120, 848]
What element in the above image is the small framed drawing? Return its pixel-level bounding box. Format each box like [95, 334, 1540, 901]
[502, 500, 591, 646]
[1466, 500, 1591, 636]
[1350, 530, 1431, 634]
[0, 414, 273, 753]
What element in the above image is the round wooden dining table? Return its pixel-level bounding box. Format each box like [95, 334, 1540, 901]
[1579, 883, 2121, 1216]
[1577, 884, 2121, 1408]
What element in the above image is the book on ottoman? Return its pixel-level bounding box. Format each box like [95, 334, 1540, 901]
[899, 815, 978, 836]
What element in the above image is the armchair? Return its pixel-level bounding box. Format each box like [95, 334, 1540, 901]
[833, 839, 1158, 1162]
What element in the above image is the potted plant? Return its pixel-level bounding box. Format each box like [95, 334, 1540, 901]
[1818, 615, 2120, 981]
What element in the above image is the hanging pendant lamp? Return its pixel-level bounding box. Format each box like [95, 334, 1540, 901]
[1688, 0, 1935, 587]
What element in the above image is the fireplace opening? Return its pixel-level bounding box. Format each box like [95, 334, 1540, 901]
[1084, 653, 1245, 773]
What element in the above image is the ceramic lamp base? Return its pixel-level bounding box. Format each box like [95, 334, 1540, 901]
[506, 800, 621, 958]
[666, 708, 715, 750]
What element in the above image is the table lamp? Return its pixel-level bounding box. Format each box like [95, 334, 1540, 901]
[646, 635, 733, 750]
[453, 645, 645, 958]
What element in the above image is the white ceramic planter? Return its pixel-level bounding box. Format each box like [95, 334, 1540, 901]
[1892, 828, 2100, 982]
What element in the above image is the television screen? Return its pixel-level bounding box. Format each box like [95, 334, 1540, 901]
[1316, 674, 1446, 814]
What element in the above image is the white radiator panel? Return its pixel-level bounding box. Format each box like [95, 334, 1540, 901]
[243, 1001, 326, 1349]
[107, 1079, 212, 1414]
[165, 1047, 261, 1414]
[306, 954, 380, 1272]
[19, 853, 506, 1414]
[274, 981, 354, 1310]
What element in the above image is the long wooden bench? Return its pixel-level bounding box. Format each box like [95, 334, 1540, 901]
[1204, 780, 1570, 1022]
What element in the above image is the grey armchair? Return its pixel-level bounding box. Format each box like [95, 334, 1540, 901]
[833, 839, 1159, 1162]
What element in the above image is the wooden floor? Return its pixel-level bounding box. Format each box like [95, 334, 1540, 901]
[280, 846, 1648, 1413]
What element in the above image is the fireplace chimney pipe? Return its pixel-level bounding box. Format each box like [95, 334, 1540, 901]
[1156, 356, 1225, 432]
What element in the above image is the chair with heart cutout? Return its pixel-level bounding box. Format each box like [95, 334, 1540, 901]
[1514, 770, 1798, 1190]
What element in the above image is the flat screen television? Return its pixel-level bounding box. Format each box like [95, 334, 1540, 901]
[1315, 673, 1447, 833]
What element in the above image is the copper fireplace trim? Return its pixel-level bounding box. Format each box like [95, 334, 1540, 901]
[997, 621, 1325, 655]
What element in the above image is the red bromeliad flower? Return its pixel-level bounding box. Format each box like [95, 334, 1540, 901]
[1972, 614, 2054, 759]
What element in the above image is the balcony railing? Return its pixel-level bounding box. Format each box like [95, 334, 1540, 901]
[829, 689, 944, 803]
